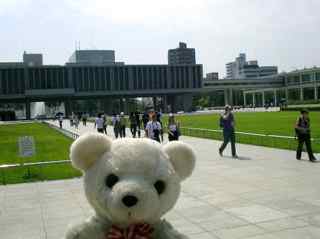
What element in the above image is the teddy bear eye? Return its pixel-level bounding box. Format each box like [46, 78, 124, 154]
[154, 180, 166, 195]
[105, 174, 119, 188]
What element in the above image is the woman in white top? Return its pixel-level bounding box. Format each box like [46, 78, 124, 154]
[94, 113, 104, 133]
[168, 113, 180, 141]
[145, 113, 162, 142]
[74, 115, 79, 129]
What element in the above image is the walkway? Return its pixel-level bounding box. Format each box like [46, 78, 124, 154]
[0, 120, 319, 239]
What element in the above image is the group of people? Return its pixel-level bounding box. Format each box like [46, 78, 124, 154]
[68, 112, 89, 129]
[219, 105, 318, 162]
[59, 106, 317, 162]
[94, 110, 181, 143]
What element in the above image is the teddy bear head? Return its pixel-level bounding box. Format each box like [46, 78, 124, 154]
[70, 133, 195, 227]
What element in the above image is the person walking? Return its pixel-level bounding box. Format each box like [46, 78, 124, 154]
[142, 111, 149, 130]
[119, 112, 127, 138]
[94, 113, 104, 133]
[167, 113, 180, 141]
[156, 111, 164, 142]
[295, 109, 317, 162]
[112, 114, 120, 138]
[145, 112, 162, 142]
[70, 112, 74, 127]
[135, 111, 141, 138]
[102, 114, 108, 134]
[58, 114, 63, 129]
[219, 105, 238, 158]
[129, 112, 137, 138]
[82, 112, 88, 126]
[74, 115, 79, 129]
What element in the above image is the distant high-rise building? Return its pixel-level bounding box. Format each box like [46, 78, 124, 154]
[206, 72, 219, 81]
[226, 53, 277, 79]
[168, 42, 196, 65]
[68, 50, 122, 65]
[23, 51, 43, 66]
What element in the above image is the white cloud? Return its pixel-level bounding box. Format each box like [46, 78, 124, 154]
[66, 0, 210, 28]
[1, 0, 320, 76]
[0, 0, 32, 16]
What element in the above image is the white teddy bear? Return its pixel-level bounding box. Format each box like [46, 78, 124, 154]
[65, 133, 196, 239]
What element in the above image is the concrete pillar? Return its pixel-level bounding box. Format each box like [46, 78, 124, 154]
[123, 98, 128, 114]
[224, 89, 229, 105]
[64, 99, 71, 118]
[285, 88, 289, 101]
[103, 98, 112, 114]
[162, 96, 168, 113]
[182, 94, 193, 112]
[167, 95, 178, 113]
[262, 91, 265, 107]
[26, 100, 31, 120]
[243, 93, 247, 106]
[152, 97, 157, 111]
[274, 90, 277, 106]
[252, 93, 256, 106]
[299, 73, 303, 101]
[300, 87, 304, 101]
[119, 98, 124, 113]
[161, 95, 168, 113]
[315, 86, 318, 100]
[229, 88, 234, 106]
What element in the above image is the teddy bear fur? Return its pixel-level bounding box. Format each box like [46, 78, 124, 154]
[65, 133, 196, 239]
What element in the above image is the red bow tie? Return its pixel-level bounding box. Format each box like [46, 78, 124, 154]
[107, 223, 154, 239]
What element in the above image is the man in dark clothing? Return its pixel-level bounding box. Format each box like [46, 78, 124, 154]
[82, 112, 88, 126]
[129, 112, 137, 138]
[135, 111, 141, 138]
[119, 112, 126, 138]
[156, 111, 164, 142]
[102, 114, 108, 134]
[219, 105, 237, 158]
[295, 109, 317, 162]
[142, 112, 149, 129]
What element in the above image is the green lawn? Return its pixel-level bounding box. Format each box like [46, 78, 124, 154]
[165, 111, 320, 152]
[0, 123, 80, 184]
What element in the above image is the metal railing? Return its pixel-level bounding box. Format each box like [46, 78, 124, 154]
[0, 122, 81, 185]
[0, 160, 78, 185]
[43, 121, 80, 140]
[179, 126, 320, 152]
[1, 122, 318, 185]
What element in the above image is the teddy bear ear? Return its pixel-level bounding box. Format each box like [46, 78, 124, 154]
[163, 141, 196, 180]
[70, 133, 112, 171]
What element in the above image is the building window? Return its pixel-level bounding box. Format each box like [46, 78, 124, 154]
[302, 74, 311, 83]
[170, 67, 175, 88]
[139, 68, 143, 89]
[133, 67, 137, 90]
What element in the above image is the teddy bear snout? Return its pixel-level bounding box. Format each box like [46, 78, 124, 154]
[122, 195, 139, 208]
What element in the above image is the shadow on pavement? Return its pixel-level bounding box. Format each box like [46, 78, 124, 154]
[221, 155, 252, 160]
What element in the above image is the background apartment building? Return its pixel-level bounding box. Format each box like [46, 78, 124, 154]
[226, 53, 277, 79]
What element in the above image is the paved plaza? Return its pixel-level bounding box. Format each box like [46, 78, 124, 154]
[0, 120, 320, 238]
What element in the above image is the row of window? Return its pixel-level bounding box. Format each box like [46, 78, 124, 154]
[71, 66, 202, 92]
[28, 68, 69, 89]
[0, 68, 25, 94]
[0, 66, 202, 94]
[287, 72, 320, 85]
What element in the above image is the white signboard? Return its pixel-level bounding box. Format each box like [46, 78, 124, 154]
[18, 136, 35, 157]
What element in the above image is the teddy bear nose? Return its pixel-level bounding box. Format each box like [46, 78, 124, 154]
[122, 195, 138, 207]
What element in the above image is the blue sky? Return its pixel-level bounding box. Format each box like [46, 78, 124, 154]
[1, 0, 320, 77]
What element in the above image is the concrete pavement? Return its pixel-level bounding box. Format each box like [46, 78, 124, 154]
[0, 120, 319, 238]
